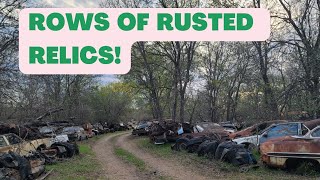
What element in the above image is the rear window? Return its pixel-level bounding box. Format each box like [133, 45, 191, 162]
[267, 123, 299, 137]
[311, 128, 320, 137]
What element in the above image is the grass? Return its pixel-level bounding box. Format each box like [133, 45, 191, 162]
[114, 147, 146, 171]
[138, 138, 173, 157]
[136, 137, 319, 180]
[46, 142, 103, 180]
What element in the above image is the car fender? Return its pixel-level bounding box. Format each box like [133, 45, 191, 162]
[233, 135, 260, 146]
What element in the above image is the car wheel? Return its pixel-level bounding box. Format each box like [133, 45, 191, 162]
[247, 143, 257, 152]
[178, 142, 187, 151]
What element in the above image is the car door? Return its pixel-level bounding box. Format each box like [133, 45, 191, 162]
[259, 123, 299, 144]
[5, 134, 24, 154]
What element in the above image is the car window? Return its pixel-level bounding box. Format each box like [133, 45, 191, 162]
[257, 123, 268, 132]
[0, 136, 7, 147]
[202, 123, 208, 128]
[63, 127, 71, 131]
[6, 134, 22, 145]
[311, 128, 320, 137]
[267, 124, 298, 138]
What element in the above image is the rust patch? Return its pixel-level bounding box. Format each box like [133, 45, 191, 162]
[260, 136, 320, 168]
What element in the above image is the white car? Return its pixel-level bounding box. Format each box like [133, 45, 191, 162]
[51, 134, 69, 143]
[39, 126, 69, 143]
[233, 122, 309, 150]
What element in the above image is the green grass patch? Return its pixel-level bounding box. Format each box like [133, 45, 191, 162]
[114, 147, 146, 171]
[78, 144, 93, 155]
[46, 143, 102, 180]
[137, 138, 173, 157]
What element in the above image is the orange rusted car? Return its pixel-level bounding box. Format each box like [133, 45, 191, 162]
[260, 125, 320, 169]
[83, 123, 94, 138]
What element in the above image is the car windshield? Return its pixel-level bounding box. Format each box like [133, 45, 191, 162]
[311, 128, 320, 137]
[5, 134, 21, 145]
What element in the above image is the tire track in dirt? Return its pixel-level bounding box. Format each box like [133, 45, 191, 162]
[92, 132, 142, 180]
[116, 133, 210, 180]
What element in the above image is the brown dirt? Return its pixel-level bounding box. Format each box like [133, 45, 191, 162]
[92, 132, 142, 180]
[94, 131, 210, 180]
[118, 133, 211, 180]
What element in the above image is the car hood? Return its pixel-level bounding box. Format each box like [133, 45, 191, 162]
[233, 135, 260, 142]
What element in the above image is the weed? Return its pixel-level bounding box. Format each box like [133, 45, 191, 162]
[114, 147, 146, 171]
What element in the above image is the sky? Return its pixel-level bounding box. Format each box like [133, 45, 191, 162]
[33, 0, 99, 8]
[30, 0, 119, 85]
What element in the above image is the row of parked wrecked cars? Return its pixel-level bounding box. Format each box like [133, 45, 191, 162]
[132, 119, 320, 172]
[0, 121, 129, 180]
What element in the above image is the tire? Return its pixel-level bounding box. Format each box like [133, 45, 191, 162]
[51, 142, 78, 158]
[178, 142, 187, 151]
[246, 143, 257, 152]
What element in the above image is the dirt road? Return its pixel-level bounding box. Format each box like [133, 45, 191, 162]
[92, 132, 142, 180]
[93, 132, 210, 180]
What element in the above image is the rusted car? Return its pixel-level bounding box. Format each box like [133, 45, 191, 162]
[149, 121, 193, 145]
[233, 122, 310, 150]
[260, 125, 320, 169]
[61, 126, 88, 141]
[83, 123, 94, 138]
[229, 120, 287, 139]
[0, 133, 52, 156]
[194, 122, 230, 140]
[132, 121, 151, 136]
[172, 122, 230, 151]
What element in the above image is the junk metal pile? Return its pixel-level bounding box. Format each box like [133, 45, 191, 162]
[0, 119, 129, 179]
[132, 119, 320, 172]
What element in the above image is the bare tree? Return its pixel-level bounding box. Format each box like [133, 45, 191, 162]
[277, 0, 320, 118]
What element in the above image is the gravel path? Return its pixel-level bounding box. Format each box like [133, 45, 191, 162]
[93, 131, 209, 180]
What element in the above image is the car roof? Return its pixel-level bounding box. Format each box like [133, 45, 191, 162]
[260, 121, 304, 134]
[303, 119, 320, 130]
